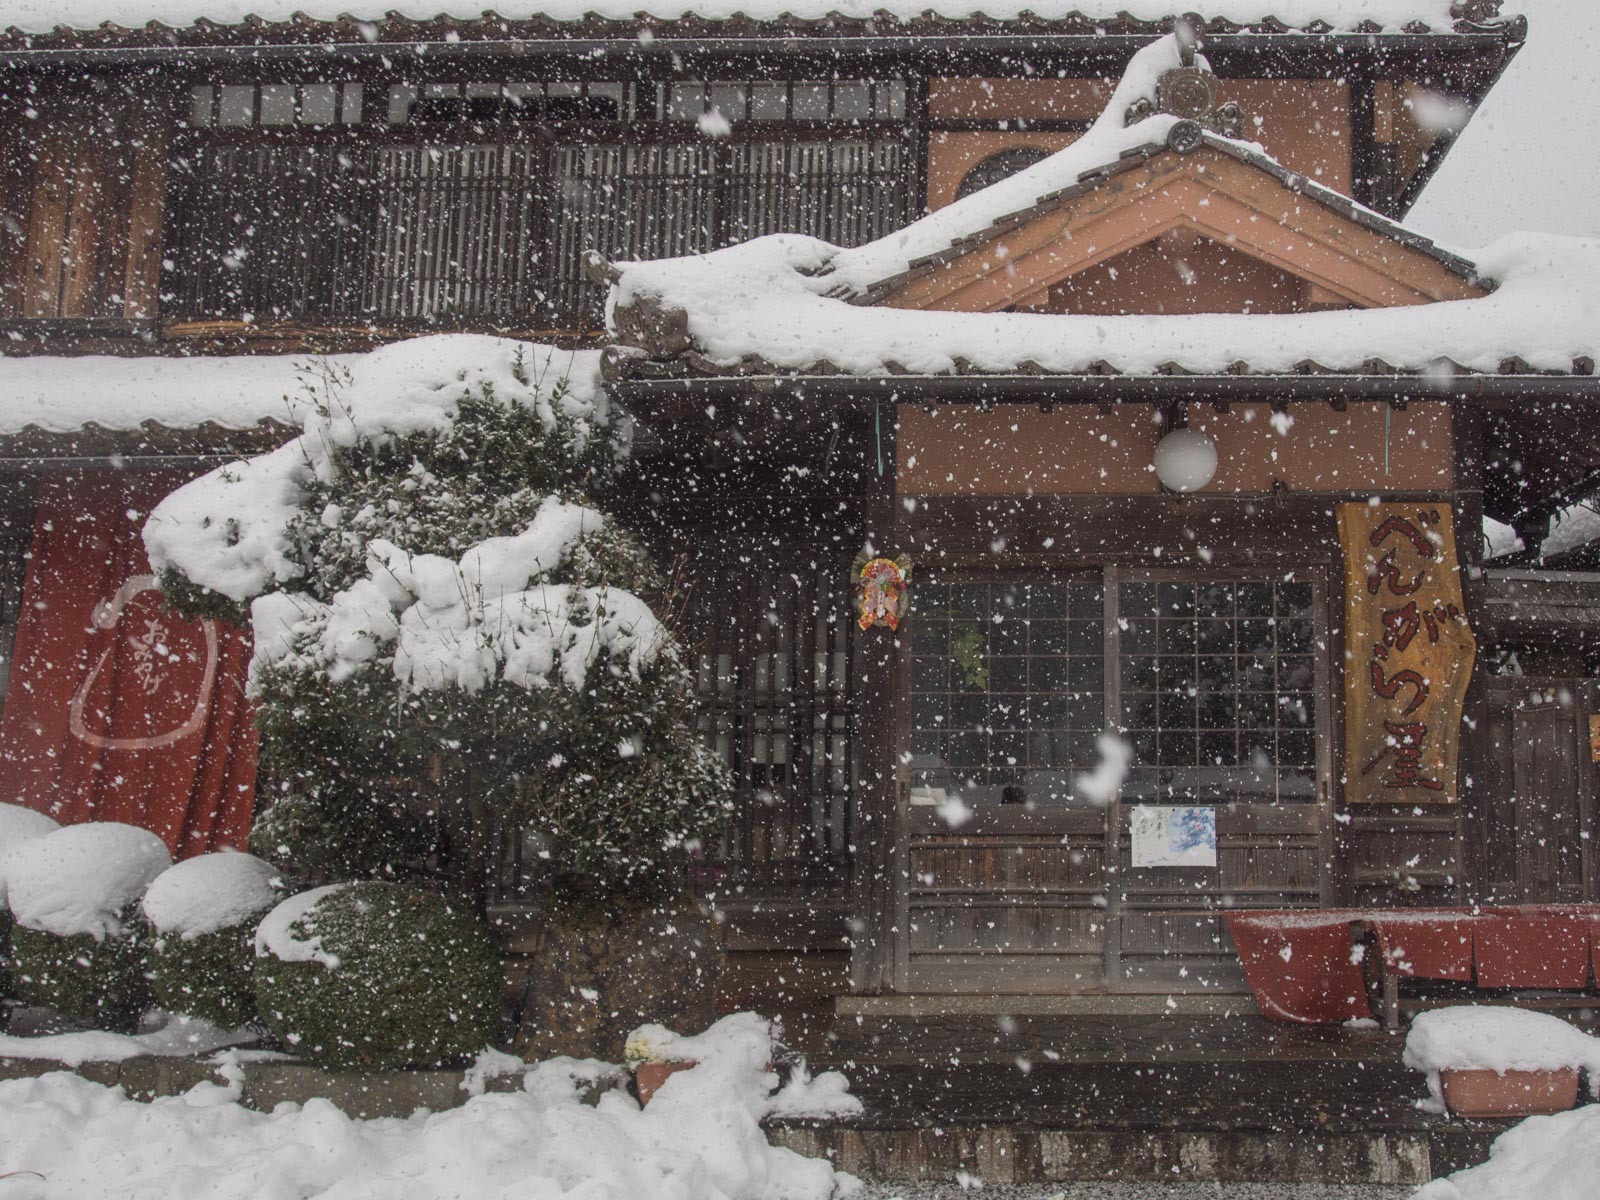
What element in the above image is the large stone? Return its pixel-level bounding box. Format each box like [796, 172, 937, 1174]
[507, 895, 722, 1061]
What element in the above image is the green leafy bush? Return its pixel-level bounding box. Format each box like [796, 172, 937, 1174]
[254, 882, 502, 1069]
[147, 925, 258, 1028]
[8, 923, 151, 1033]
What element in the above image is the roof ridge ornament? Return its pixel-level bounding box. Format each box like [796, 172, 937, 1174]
[1125, 15, 1248, 141]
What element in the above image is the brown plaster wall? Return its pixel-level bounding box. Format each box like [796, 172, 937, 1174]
[926, 78, 1352, 215]
[896, 401, 1453, 496]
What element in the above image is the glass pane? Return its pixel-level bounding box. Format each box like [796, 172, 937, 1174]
[710, 84, 747, 121]
[258, 84, 296, 126]
[218, 85, 255, 127]
[189, 86, 214, 127]
[341, 82, 363, 124]
[749, 82, 788, 120]
[668, 82, 706, 120]
[1114, 577, 1320, 804]
[792, 83, 829, 119]
[832, 82, 870, 120]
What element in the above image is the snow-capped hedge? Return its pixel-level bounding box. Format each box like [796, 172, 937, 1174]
[0, 803, 59, 998]
[141, 851, 281, 942]
[253, 882, 502, 1069]
[4, 822, 171, 941]
[142, 851, 283, 1027]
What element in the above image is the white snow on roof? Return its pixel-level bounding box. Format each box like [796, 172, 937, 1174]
[610, 35, 1598, 380]
[613, 229, 1598, 377]
[824, 33, 1187, 295]
[0, 2, 1501, 35]
[0, 352, 324, 434]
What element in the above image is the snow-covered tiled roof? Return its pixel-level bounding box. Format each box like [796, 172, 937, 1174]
[0, 1, 1518, 37]
[607, 32, 1595, 383]
[0, 353, 324, 436]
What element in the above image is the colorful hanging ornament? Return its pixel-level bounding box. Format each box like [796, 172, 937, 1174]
[854, 551, 912, 632]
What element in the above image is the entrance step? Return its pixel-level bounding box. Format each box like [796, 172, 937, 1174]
[779, 1012, 1506, 1185]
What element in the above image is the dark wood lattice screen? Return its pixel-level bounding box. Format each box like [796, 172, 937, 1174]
[164, 132, 911, 331]
[688, 553, 858, 893]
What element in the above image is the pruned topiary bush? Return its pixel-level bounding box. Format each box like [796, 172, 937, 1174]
[142, 851, 282, 1028]
[4, 821, 170, 1030]
[7, 924, 151, 1032]
[253, 882, 501, 1069]
[0, 803, 60, 1000]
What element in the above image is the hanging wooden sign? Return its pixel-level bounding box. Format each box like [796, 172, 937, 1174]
[1337, 502, 1476, 804]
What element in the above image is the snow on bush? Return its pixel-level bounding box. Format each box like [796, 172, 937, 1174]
[249, 494, 666, 695]
[142, 852, 283, 1027]
[252, 882, 502, 1070]
[0, 1013, 858, 1199]
[144, 338, 607, 607]
[0, 803, 59, 997]
[148, 334, 729, 895]
[1412, 1106, 1600, 1200]
[142, 851, 282, 942]
[3, 821, 171, 940]
[0, 804, 58, 903]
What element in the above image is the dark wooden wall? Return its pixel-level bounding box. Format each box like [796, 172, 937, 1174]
[0, 79, 174, 327]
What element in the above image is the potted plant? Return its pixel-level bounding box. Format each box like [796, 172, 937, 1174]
[625, 1031, 698, 1105]
[1403, 1006, 1598, 1119]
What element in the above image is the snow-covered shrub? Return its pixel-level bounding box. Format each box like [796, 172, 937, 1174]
[252, 882, 502, 1069]
[145, 337, 731, 896]
[0, 803, 59, 998]
[3, 822, 170, 1029]
[141, 852, 281, 1027]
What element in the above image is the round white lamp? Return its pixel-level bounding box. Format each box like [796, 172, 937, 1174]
[1153, 427, 1218, 493]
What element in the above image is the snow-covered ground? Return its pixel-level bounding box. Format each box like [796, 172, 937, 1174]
[0, 1013, 859, 1200]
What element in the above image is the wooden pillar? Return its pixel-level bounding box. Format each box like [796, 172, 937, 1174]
[1454, 399, 1489, 903]
[848, 407, 904, 993]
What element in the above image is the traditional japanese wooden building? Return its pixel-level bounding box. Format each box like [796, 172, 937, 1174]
[2, 2, 1597, 1030]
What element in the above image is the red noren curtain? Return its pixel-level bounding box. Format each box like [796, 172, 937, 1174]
[0, 470, 257, 857]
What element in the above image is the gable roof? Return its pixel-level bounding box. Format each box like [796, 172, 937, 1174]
[863, 127, 1486, 314]
[604, 33, 1596, 385]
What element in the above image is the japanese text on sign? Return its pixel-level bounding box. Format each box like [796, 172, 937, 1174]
[1337, 503, 1476, 804]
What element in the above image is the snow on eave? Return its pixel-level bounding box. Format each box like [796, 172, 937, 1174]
[0, 2, 1523, 40]
[607, 228, 1600, 382]
[0, 352, 326, 437]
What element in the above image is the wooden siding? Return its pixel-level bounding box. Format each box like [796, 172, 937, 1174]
[162, 128, 911, 333]
[0, 83, 173, 324]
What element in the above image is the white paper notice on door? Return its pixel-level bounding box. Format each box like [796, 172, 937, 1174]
[1129, 805, 1217, 868]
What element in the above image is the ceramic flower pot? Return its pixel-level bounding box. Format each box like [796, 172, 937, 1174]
[1439, 1067, 1580, 1118]
[634, 1059, 697, 1105]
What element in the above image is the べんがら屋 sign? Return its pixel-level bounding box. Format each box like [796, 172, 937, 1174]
[1338, 502, 1476, 804]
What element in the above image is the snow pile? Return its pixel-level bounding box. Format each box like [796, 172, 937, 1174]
[250, 494, 666, 694]
[1403, 1007, 1600, 1114]
[0, 804, 58, 907]
[0, 1013, 254, 1067]
[140, 851, 281, 941]
[0, 1, 1500, 35]
[1411, 1106, 1600, 1200]
[143, 336, 606, 604]
[0, 1013, 859, 1200]
[1403, 1007, 1600, 1076]
[252, 884, 347, 970]
[2, 822, 171, 940]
